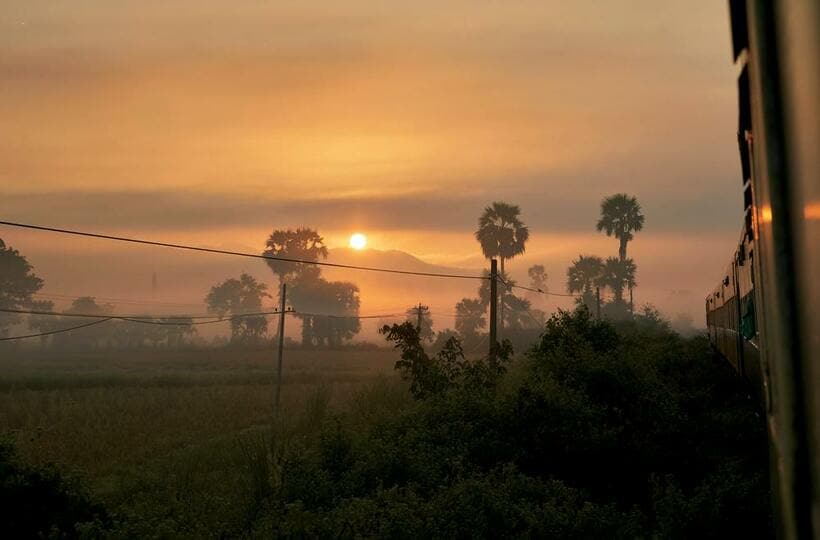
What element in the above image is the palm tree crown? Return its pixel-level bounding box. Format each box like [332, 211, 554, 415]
[567, 255, 604, 295]
[596, 194, 644, 260]
[601, 257, 637, 304]
[475, 202, 529, 274]
[566, 255, 604, 313]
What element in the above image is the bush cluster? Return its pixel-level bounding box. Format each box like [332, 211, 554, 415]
[244, 311, 770, 537]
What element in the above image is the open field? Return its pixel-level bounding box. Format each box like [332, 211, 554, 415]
[0, 348, 404, 489]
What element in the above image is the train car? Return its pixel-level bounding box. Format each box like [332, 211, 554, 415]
[707, 1, 818, 538]
[706, 228, 761, 397]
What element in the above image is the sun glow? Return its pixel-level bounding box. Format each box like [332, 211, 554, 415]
[349, 233, 368, 250]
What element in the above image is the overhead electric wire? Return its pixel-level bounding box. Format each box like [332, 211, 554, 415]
[0, 318, 113, 342]
[31, 291, 206, 309]
[0, 221, 486, 281]
[495, 275, 579, 298]
[1, 306, 409, 325]
[291, 311, 403, 320]
[0, 307, 286, 323]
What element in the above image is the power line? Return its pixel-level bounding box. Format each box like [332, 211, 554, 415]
[493, 274, 578, 298]
[291, 311, 403, 320]
[0, 221, 486, 281]
[0, 306, 409, 324]
[500, 279, 579, 298]
[0, 307, 285, 323]
[0, 318, 113, 342]
[31, 292, 206, 309]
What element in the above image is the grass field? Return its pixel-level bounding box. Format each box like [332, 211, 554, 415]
[0, 347, 404, 505]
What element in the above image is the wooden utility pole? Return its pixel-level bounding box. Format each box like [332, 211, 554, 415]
[489, 259, 498, 360]
[275, 283, 287, 410]
[629, 287, 634, 314]
[596, 286, 601, 319]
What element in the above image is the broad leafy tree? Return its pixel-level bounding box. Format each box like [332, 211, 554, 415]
[205, 274, 271, 345]
[0, 239, 44, 338]
[26, 300, 61, 347]
[289, 277, 361, 347]
[596, 193, 645, 261]
[51, 297, 114, 350]
[263, 228, 328, 295]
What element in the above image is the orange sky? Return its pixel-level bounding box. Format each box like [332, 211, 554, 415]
[0, 1, 744, 328]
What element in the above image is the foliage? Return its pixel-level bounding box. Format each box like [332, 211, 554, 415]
[527, 264, 547, 293]
[0, 437, 106, 537]
[476, 270, 536, 332]
[601, 256, 637, 305]
[235, 310, 767, 537]
[567, 254, 604, 312]
[475, 202, 529, 274]
[2, 313, 769, 537]
[596, 193, 645, 261]
[454, 297, 486, 344]
[404, 305, 434, 343]
[0, 239, 44, 337]
[26, 300, 64, 347]
[205, 273, 271, 345]
[290, 277, 361, 347]
[380, 322, 508, 399]
[263, 228, 328, 289]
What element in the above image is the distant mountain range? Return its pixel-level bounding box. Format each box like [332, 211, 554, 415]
[327, 247, 480, 276]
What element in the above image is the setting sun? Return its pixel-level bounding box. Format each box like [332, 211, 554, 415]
[349, 233, 367, 250]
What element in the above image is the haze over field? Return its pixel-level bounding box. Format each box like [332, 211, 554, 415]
[1, 1, 741, 325]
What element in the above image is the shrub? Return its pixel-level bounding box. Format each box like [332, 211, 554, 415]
[0, 437, 107, 537]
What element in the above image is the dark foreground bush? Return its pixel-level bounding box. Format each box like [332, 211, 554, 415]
[0, 438, 107, 538]
[237, 310, 770, 537]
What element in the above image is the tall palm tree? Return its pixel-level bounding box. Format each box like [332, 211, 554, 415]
[596, 194, 645, 261]
[475, 202, 529, 276]
[567, 255, 604, 311]
[475, 202, 529, 332]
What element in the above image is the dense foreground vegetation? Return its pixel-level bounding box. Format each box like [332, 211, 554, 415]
[1, 310, 770, 538]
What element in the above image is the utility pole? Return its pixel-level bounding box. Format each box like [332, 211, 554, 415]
[629, 287, 634, 314]
[275, 283, 287, 411]
[413, 302, 429, 338]
[596, 286, 601, 319]
[489, 259, 498, 360]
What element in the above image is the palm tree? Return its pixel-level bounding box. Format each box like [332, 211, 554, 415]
[596, 194, 645, 261]
[475, 202, 529, 276]
[600, 257, 637, 305]
[454, 298, 486, 344]
[567, 255, 604, 311]
[476, 202, 529, 332]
